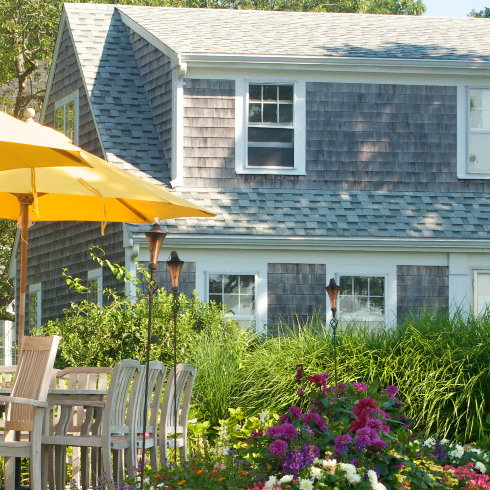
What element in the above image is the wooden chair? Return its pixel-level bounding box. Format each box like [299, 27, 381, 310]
[158, 364, 197, 463]
[134, 362, 166, 472]
[0, 366, 18, 434]
[42, 360, 142, 489]
[47, 367, 113, 489]
[0, 336, 60, 490]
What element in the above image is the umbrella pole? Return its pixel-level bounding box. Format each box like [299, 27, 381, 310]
[17, 198, 31, 355]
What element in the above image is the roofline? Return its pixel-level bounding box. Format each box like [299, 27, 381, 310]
[180, 53, 490, 75]
[117, 8, 180, 66]
[131, 233, 490, 253]
[42, 6, 108, 160]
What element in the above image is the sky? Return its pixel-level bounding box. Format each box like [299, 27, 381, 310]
[423, 0, 487, 17]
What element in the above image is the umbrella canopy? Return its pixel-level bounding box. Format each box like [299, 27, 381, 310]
[0, 111, 89, 170]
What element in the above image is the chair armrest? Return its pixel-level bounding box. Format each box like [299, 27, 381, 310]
[0, 395, 48, 408]
[48, 400, 106, 408]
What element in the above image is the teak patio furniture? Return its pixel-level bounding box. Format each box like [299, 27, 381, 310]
[0, 336, 60, 490]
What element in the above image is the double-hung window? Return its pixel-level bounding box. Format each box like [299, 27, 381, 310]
[54, 90, 79, 144]
[208, 273, 256, 329]
[338, 276, 385, 325]
[235, 80, 305, 175]
[468, 88, 490, 174]
[473, 270, 490, 315]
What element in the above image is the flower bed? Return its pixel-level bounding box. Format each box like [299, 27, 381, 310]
[144, 369, 490, 490]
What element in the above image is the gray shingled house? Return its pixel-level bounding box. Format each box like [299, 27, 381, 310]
[9, 4, 490, 343]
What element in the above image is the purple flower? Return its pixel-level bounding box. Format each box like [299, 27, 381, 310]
[280, 423, 298, 440]
[295, 364, 304, 383]
[281, 444, 317, 477]
[266, 426, 283, 439]
[334, 433, 352, 455]
[288, 405, 302, 420]
[371, 438, 388, 452]
[278, 413, 291, 424]
[366, 419, 382, 432]
[434, 444, 446, 462]
[352, 382, 368, 393]
[386, 385, 399, 398]
[303, 413, 328, 432]
[269, 439, 288, 456]
[352, 459, 358, 466]
[356, 426, 377, 438]
[382, 424, 390, 434]
[354, 434, 371, 452]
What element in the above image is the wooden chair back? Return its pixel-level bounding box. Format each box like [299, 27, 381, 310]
[135, 362, 166, 434]
[160, 364, 197, 434]
[102, 359, 142, 435]
[6, 336, 60, 431]
[51, 366, 113, 432]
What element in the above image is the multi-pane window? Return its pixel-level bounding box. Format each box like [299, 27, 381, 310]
[209, 274, 255, 328]
[474, 271, 490, 315]
[469, 89, 490, 173]
[338, 276, 385, 322]
[248, 84, 294, 168]
[87, 268, 103, 305]
[55, 101, 76, 142]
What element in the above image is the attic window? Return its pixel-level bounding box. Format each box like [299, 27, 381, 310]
[54, 89, 79, 144]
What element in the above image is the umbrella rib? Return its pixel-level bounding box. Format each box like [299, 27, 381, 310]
[51, 148, 83, 164]
[116, 198, 151, 223]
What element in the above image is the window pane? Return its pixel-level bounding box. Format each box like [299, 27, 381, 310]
[248, 147, 294, 167]
[249, 85, 262, 101]
[470, 89, 490, 130]
[477, 273, 490, 314]
[87, 279, 98, 303]
[240, 275, 255, 294]
[339, 296, 353, 315]
[223, 275, 239, 294]
[370, 277, 384, 296]
[65, 101, 75, 141]
[263, 103, 278, 123]
[370, 297, 384, 317]
[209, 274, 223, 294]
[469, 133, 490, 172]
[240, 295, 255, 315]
[263, 85, 278, 101]
[279, 85, 293, 101]
[55, 107, 64, 133]
[279, 104, 293, 123]
[249, 103, 262, 123]
[339, 276, 352, 295]
[352, 296, 369, 317]
[223, 294, 239, 311]
[248, 127, 293, 143]
[209, 294, 223, 306]
[29, 292, 38, 331]
[354, 277, 368, 296]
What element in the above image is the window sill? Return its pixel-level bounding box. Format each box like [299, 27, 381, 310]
[458, 172, 490, 179]
[236, 167, 306, 176]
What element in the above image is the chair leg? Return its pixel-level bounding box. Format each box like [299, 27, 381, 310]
[5, 457, 15, 490]
[101, 440, 112, 485]
[31, 445, 42, 490]
[81, 447, 89, 490]
[150, 445, 158, 472]
[72, 446, 80, 488]
[55, 445, 67, 490]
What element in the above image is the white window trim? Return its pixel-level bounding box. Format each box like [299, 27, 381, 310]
[88, 268, 103, 305]
[54, 89, 79, 145]
[472, 269, 490, 314]
[457, 85, 490, 179]
[235, 79, 306, 176]
[28, 282, 42, 330]
[334, 273, 387, 324]
[205, 271, 258, 325]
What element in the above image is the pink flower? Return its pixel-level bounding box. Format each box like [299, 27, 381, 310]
[266, 426, 283, 439]
[288, 406, 302, 420]
[269, 439, 288, 456]
[352, 382, 368, 393]
[280, 423, 298, 440]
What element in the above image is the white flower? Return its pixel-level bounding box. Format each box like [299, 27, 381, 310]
[470, 448, 482, 455]
[299, 479, 314, 490]
[374, 483, 387, 490]
[323, 459, 337, 475]
[278, 475, 294, 484]
[265, 476, 278, 489]
[441, 438, 450, 444]
[311, 467, 322, 479]
[150, 487, 155, 490]
[484, 454, 489, 462]
[423, 437, 436, 448]
[340, 463, 356, 474]
[220, 446, 230, 456]
[476, 462, 487, 474]
[144, 477, 150, 483]
[259, 410, 270, 424]
[367, 470, 378, 486]
[345, 472, 361, 484]
[156, 484, 165, 488]
[449, 444, 465, 459]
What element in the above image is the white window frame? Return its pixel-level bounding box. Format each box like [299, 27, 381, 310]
[458, 85, 490, 179]
[54, 89, 79, 145]
[87, 268, 103, 306]
[334, 273, 387, 325]
[235, 79, 306, 176]
[205, 271, 258, 328]
[472, 269, 490, 314]
[28, 282, 42, 330]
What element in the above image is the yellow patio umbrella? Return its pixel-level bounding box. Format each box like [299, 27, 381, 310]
[0, 110, 90, 170]
[0, 117, 215, 349]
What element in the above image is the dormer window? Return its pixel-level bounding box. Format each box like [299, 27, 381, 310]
[54, 89, 79, 144]
[235, 80, 306, 176]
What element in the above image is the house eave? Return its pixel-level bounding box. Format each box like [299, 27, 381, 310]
[180, 53, 490, 76]
[131, 234, 490, 253]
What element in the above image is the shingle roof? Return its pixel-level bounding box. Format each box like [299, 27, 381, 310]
[65, 3, 171, 184]
[116, 5, 490, 61]
[126, 189, 490, 239]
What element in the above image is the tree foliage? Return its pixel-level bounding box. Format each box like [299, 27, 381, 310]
[469, 7, 490, 17]
[0, 220, 16, 321]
